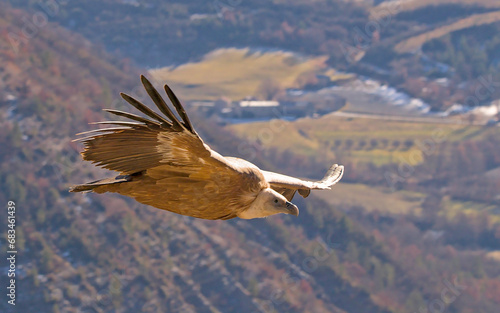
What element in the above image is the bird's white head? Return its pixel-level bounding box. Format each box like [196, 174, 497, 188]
[238, 188, 299, 219]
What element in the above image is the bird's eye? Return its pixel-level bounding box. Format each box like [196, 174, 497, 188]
[274, 199, 279, 204]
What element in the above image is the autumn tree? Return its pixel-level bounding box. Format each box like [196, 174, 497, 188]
[256, 78, 282, 100]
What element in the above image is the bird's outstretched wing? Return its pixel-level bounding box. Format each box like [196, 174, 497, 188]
[73, 75, 265, 220]
[75, 75, 207, 175]
[262, 164, 344, 201]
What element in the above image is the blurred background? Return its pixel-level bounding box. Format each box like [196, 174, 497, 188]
[1, 0, 500, 312]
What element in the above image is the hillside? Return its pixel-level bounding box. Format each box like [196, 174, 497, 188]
[394, 10, 500, 53]
[0, 5, 408, 313]
[2, 3, 500, 313]
[229, 114, 500, 221]
[373, 0, 500, 16]
[7, 0, 367, 67]
[9, 0, 500, 113]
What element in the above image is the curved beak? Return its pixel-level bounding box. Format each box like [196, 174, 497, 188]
[285, 201, 299, 216]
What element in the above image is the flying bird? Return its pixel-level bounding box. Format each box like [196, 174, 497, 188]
[70, 75, 344, 220]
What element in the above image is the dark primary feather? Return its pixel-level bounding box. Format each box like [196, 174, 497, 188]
[140, 75, 185, 131]
[103, 109, 162, 126]
[69, 175, 132, 192]
[120, 92, 171, 126]
[89, 121, 147, 128]
[164, 84, 195, 133]
[75, 127, 133, 136]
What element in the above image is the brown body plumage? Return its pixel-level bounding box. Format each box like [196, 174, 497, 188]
[70, 75, 344, 220]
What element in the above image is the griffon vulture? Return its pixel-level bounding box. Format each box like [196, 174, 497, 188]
[70, 75, 344, 220]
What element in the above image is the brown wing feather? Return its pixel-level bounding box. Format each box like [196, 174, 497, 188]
[74, 76, 268, 220]
[272, 187, 297, 201]
[79, 128, 163, 174]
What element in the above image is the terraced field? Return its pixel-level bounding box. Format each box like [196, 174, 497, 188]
[228, 114, 497, 166]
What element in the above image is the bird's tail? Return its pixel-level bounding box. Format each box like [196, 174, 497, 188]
[69, 175, 131, 193]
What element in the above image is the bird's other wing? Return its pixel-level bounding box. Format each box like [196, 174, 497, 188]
[74, 75, 265, 220]
[262, 164, 344, 201]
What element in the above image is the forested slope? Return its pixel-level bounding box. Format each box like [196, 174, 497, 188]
[1, 4, 500, 313]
